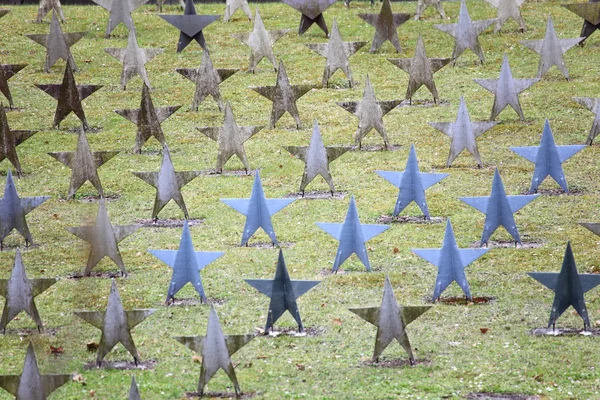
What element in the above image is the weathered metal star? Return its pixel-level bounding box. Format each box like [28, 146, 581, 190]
[573, 96, 600, 144]
[358, 0, 413, 53]
[0, 64, 27, 109]
[224, 0, 251, 22]
[159, 0, 219, 52]
[414, 0, 446, 20]
[563, 0, 600, 45]
[91, 0, 149, 37]
[36, 0, 64, 23]
[484, 0, 527, 33]
[0, 106, 37, 178]
[282, 0, 336, 36]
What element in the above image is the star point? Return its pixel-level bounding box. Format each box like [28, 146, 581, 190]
[159, 0, 219, 52]
[484, 0, 528, 33]
[223, 0, 252, 22]
[573, 97, 600, 145]
[0, 63, 27, 109]
[92, 0, 149, 37]
[358, 0, 413, 53]
[0, 105, 38, 178]
[414, 0, 446, 20]
[36, 0, 65, 23]
[282, 0, 336, 36]
[562, 1, 600, 44]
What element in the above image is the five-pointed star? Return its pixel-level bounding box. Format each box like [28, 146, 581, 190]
[91, 0, 149, 37]
[35, 63, 103, 130]
[376, 144, 448, 220]
[245, 249, 320, 332]
[283, 120, 351, 195]
[128, 376, 142, 400]
[358, 0, 413, 53]
[520, 15, 584, 80]
[529, 242, 600, 330]
[484, 0, 527, 32]
[105, 29, 163, 90]
[412, 219, 488, 300]
[434, 0, 494, 64]
[176, 48, 237, 111]
[159, 0, 220, 52]
[0, 105, 37, 178]
[48, 128, 118, 198]
[231, 8, 289, 73]
[337, 75, 401, 148]
[68, 198, 140, 275]
[251, 60, 313, 129]
[562, 1, 600, 44]
[316, 195, 389, 272]
[36, 0, 65, 23]
[0, 170, 49, 248]
[306, 18, 366, 88]
[196, 102, 262, 173]
[115, 84, 180, 154]
[224, 0, 252, 22]
[460, 168, 539, 246]
[428, 96, 497, 167]
[387, 35, 451, 103]
[221, 170, 295, 246]
[132, 144, 201, 220]
[348, 276, 431, 364]
[26, 12, 86, 73]
[149, 220, 224, 303]
[174, 306, 253, 396]
[414, 0, 446, 20]
[0, 63, 27, 109]
[0, 343, 71, 398]
[474, 54, 539, 121]
[510, 119, 585, 193]
[0, 248, 57, 332]
[573, 97, 600, 144]
[74, 280, 155, 366]
[282, 0, 336, 36]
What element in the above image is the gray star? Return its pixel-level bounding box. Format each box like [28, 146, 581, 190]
[484, 0, 527, 33]
[282, 0, 336, 36]
[562, 1, 600, 44]
[91, 0, 149, 37]
[520, 15, 584, 80]
[0, 105, 38, 178]
[306, 18, 366, 88]
[358, 0, 413, 53]
[573, 97, 600, 144]
[196, 102, 262, 173]
[337, 75, 401, 148]
[474, 54, 539, 120]
[223, 0, 251, 22]
[36, 0, 64, 23]
[414, 0, 446, 20]
[0, 64, 27, 109]
[159, 0, 220, 52]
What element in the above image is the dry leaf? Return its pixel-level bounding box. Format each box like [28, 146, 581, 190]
[479, 328, 489, 334]
[86, 342, 99, 352]
[50, 345, 64, 355]
[332, 318, 342, 326]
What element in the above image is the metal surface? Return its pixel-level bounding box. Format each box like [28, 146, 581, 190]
[74, 280, 155, 366]
[376, 144, 448, 219]
[510, 120, 585, 193]
[283, 120, 350, 194]
[37, 0, 64, 23]
[337, 75, 401, 148]
[484, 0, 527, 32]
[562, 0, 600, 44]
[580, 221, 600, 238]
[573, 97, 600, 145]
[412, 219, 488, 300]
[348, 276, 431, 364]
[387, 35, 451, 103]
[196, 102, 262, 173]
[159, 0, 219, 52]
[91, 0, 149, 37]
[414, 0, 445, 20]
[474, 55, 538, 121]
[0, 10, 8, 19]
[223, 0, 251, 22]
[428, 96, 497, 167]
[528, 242, 600, 330]
[460, 168, 539, 246]
[128, 376, 142, 400]
[0, 64, 27, 109]
[174, 306, 253, 396]
[358, 0, 412, 53]
[282, 0, 336, 36]
[0, 106, 37, 178]
[149, 220, 224, 303]
[316, 195, 389, 272]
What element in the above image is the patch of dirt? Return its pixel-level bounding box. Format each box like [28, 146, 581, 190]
[65, 126, 102, 134]
[67, 271, 124, 279]
[84, 359, 157, 370]
[164, 297, 226, 306]
[185, 392, 256, 399]
[285, 191, 346, 199]
[243, 241, 294, 249]
[424, 296, 495, 305]
[466, 393, 539, 400]
[469, 240, 543, 249]
[362, 358, 431, 368]
[351, 144, 402, 152]
[75, 194, 121, 203]
[3, 327, 59, 337]
[520, 187, 586, 196]
[137, 218, 204, 228]
[200, 169, 256, 177]
[399, 99, 449, 107]
[0, 242, 39, 251]
[531, 327, 600, 337]
[377, 215, 445, 224]
[256, 326, 325, 338]
[3, 106, 24, 112]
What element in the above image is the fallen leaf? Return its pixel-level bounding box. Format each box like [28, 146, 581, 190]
[479, 328, 489, 334]
[393, 247, 399, 254]
[332, 318, 342, 326]
[72, 373, 86, 386]
[89, 389, 95, 397]
[192, 355, 202, 363]
[86, 342, 99, 352]
[296, 363, 305, 371]
[50, 345, 64, 355]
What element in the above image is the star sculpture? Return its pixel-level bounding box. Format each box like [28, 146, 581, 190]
[563, 0, 600, 44]
[434, 0, 494, 64]
[48, 128, 118, 198]
[510, 120, 585, 193]
[0, 105, 37, 178]
[484, 0, 527, 32]
[175, 48, 238, 111]
[68, 198, 140, 276]
[358, 0, 412, 53]
[387, 35, 451, 104]
[196, 102, 262, 173]
[26, 12, 86, 73]
[460, 168, 539, 246]
[91, 0, 149, 37]
[128, 376, 142, 400]
[245, 249, 320, 332]
[529, 242, 600, 330]
[132, 144, 201, 220]
[174, 306, 253, 397]
[520, 15, 584, 80]
[316, 196, 389, 272]
[283, 120, 351, 195]
[105, 29, 163, 90]
[337, 75, 401, 148]
[376, 144, 448, 220]
[223, 0, 251, 22]
[159, 0, 220, 52]
[474, 55, 539, 121]
[305, 18, 366, 88]
[428, 96, 497, 167]
[282, 0, 336, 37]
[412, 219, 488, 301]
[35, 63, 103, 130]
[0, 248, 57, 333]
[0, 170, 49, 249]
[36, 0, 64, 23]
[414, 0, 446, 20]
[149, 220, 225, 304]
[348, 276, 431, 364]
[221, 170, 295, 246]
[115, 84, 181, 154]
[573, 97, 600, 145]
[74, 280, 155, 366]
[0, 63, 27, 109]
[231, 8, 290, 73]
[0, 343, 71, 399]
[251, 60, 313, 129]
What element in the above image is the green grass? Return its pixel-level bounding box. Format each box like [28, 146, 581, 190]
[1, 0, 600, 398]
